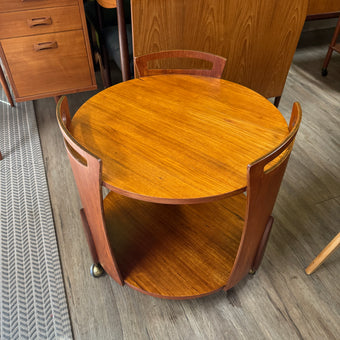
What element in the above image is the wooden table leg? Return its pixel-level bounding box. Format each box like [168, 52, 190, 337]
[322, 17, 340, 76]
[305, 232, 340, 275]
[0, 65, 14, 107]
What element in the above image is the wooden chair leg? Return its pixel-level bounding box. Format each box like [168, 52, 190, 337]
[95, 51, 111, 89]
[0, 65, 14, 107]
[322, 17, 340, 76]
[274, 96, 281, 107]
[116, 0, 130, 81]
[305, 232, 340, 275]
[322, 47, 334, 76]
[0, 151, 2, 160]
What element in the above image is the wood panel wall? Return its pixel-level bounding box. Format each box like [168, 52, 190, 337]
[131, 0, 308, 99]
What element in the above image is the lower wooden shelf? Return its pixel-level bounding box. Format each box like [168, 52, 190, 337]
[104, 192, 245, 299]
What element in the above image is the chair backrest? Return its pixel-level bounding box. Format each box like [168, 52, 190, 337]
[56, 96, 122, 284]
[135, 50, 226, 78]
[131, 0, 308, 98]
[226, 102, 302, 289]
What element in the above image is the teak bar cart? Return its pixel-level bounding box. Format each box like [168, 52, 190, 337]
[57, 75, 302, 299]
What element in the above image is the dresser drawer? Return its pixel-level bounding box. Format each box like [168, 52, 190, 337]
[0, 0, 77, 13]
[1, 30, 94, 98]
[0, 6, 82, 39]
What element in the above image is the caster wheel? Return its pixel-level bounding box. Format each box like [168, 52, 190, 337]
[90, 263, 104, 278]
[321, 68, 328, 77]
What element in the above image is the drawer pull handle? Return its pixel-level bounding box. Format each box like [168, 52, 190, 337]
[28, 17, 53, 27]
[34, 41, 58, 51]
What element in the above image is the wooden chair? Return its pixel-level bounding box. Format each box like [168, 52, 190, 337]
[131, 0, 308, 107]
[135, 50, 226, 78]
[321, 16, 340, 76]
[57, 95, 301, 298]
[85, 0, 131, 86]
[305, 233, 340, 274]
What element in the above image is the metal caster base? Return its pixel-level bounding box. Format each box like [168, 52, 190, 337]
[90, 263, 104, 278]
[321, 68, 328, 77]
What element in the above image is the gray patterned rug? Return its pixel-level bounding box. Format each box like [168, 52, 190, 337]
[0, 88, 73, 339]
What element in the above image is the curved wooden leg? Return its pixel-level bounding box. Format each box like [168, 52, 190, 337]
[0, 65, 14, 107]
[251, 216, 274, 274]
[80, 209, 105, 278]
[305, 232, 340, 275]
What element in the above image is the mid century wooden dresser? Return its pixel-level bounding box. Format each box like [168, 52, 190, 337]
[0, 0, 96, 102]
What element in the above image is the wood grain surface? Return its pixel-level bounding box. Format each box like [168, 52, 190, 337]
[70, 75, 288, 203]
[0, 0, 96, 102]
[35, 24, 340, 339]
[131, 0, 308, 99]
[0, 0, 77, 12]
[0, 6, 82, 39]
[1, 30, 94, 98]
[104, 191, 245, 298]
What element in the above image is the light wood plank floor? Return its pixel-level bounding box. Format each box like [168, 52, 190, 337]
[34, 23, 340, 340]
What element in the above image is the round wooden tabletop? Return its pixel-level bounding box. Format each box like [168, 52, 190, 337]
[71, 75, 289, 204]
